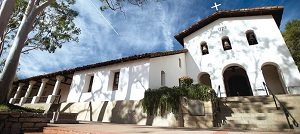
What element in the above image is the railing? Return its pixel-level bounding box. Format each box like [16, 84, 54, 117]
[25, 97, 33, 103]
[263, 82, 299, 129]
[38, 96, 48, 103]
[216, 85, 221, 112]
[14, 98, 21, 104]
[53, 95, 61, 104]
[211, 85, 222, 127]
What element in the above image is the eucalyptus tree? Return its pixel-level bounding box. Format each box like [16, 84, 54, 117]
[0, 0, 80, 103]
[0, 0, 150, 103]
[0, 0, 16, 54]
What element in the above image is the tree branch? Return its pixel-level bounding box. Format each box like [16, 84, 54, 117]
[21, 46, 39, 54]
[34, 0, 54, 14]
[25, 0, 36, 16]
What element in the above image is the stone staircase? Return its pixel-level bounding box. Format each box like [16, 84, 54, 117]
[215, 95, 300, 131]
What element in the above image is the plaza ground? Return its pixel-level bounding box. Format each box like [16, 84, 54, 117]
[37, 122, 299, 134]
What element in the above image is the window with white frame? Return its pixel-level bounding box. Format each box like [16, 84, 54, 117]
[112, 71, 120, 91]
[161, 71, 166, 86]
[87, 75, 94, 92]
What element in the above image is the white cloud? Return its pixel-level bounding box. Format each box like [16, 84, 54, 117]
[14, 0, 300, 79]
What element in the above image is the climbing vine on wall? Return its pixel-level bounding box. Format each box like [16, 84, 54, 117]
[142, 77, 214, 117]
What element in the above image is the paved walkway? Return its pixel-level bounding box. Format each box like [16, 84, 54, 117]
[42, 122, 299, 134]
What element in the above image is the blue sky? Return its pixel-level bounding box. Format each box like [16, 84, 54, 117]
[17, 0, 300, 78]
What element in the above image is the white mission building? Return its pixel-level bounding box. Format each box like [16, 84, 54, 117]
[8, 6, 300, 125]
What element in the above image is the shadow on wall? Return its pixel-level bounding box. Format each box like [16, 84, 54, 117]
[97, 101, 108, 121]
[108, 101, 147, 124]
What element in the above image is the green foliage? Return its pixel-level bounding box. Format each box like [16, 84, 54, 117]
[186, 84, 211, 101]
[283, 19, 300, 70]
[99, 0, 148, 11]
[0, 103, 44, 113]
[1, 0, 80, 55]
[179, 76, 193, 87]
[142, 84, 213, 117]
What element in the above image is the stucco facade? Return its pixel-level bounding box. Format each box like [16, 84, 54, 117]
[66, 53, 187, 102]
[8, 6, 300, 126]
[67, 59, 150, 102]
[184, 15, 300, 96]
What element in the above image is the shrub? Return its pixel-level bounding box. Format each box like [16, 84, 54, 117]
[179, 76, 193, 87]
[0, 103, 44, 113]
[142, 83, 213, 117]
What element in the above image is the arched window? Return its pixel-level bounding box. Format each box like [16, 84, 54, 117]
[161, 71, 166, 86]
[246, 30, 258, 45]
[200, 41, 209, 55]
[222, 36, 232, 50]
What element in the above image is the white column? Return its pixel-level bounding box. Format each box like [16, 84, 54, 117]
[9, 83, 24, 104]
[32, 78, 48, 104]
[19, 81, 36, 105]
[52, 75, 64, 95]
[47, 75, 64, 103]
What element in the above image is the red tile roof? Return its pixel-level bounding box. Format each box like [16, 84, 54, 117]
[17, 49, 188, 82]
[175, 6, 284, 45]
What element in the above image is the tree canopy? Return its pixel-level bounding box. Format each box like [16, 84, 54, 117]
[0, 0, 155, 103]
[0, 0, 80, 56]
[283, 19, 300, 70]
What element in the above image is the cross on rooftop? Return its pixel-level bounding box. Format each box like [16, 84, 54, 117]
[211, 2, 221, 11]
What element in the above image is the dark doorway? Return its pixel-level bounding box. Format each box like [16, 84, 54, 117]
[262, 64, 286, 94]
[199, 73, 212, 88]
[223, 66, 253, 96]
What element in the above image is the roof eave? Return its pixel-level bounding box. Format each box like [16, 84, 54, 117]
[175, 6, 284, 46]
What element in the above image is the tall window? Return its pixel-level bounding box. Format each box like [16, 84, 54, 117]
[112, 72, 120, 91]
[161, 71, 166, 86]
[87, 75, 94, 92]
[179, 58, 182, 68]
[222, 36, 232, 50]
[200, 41, 209, 55]
[246, 30, 258, 45]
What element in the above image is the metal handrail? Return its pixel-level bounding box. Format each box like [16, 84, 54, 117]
[263, 82, 299, 129]
[217, 85, 221, 112]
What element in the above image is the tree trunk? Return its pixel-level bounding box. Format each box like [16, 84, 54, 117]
[0, 0, 52, 103]
[0, 14, 30, 103]
[0, 0, 16, 56]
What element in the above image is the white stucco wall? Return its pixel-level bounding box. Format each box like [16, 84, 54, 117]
[67, 59, 150, 102]
[149, 53, 187, 89]
[184, 15, 300, 96]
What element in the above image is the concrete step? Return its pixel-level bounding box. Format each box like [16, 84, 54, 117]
[220, 96, 274, 102]
[226, 112, 285, 118]
[220, 102, 277, 107]
[221, 123, 291, 130]
[224, 119, 286, 125]
[219, 106, 279, 113]
[216, 95, 300, 131]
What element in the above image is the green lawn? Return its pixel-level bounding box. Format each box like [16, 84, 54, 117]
[0, 103, 44, 113]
